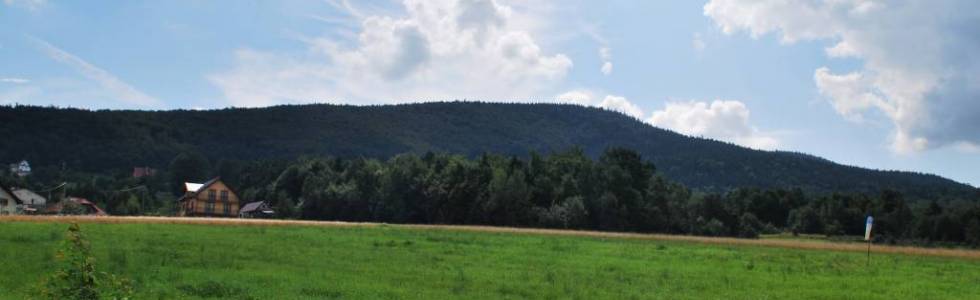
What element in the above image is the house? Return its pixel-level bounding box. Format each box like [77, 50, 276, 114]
[0, 186, 23, 215]
[177, 177, 240, 217]
[8, 160, 31, 177]
[12, 188, 46, 212]
[239, 201, 275, 218]
[132, 167, 157, 178]
[44, 197, 107, 216]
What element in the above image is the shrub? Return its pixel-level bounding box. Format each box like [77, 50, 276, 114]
[738, 213, 763, 239]
[35, 223, 133, 300]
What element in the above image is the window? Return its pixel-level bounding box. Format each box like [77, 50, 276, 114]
[0, 199, 7, 206]
[220, 190, 229, 203]
[208, 189, 216, 202]
[223, 201, 231, 216]
[205, 202, 215, 214]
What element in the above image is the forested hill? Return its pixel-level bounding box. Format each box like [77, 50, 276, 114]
[0, 102, 973, 198]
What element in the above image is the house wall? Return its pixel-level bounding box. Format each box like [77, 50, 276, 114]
[0, 190, 20, 215]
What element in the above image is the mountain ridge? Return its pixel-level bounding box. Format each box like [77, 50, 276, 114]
[0, 102, 974, 199]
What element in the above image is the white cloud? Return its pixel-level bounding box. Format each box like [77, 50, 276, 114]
[211, 0, 572, 107]
[647, 100, 780, 150]
[598, 47, 613, 75]
[27, 36, 161, 108]
[554, 90, 643, 119]
[0, 78, 29, 84]
[556, 90, 782, 149]
[3, 0, 45, 11]
[555, 90, 594, 106]
[692, 32, 706, 51]
[600, 62, 613, 76]
[598, 95, 642, 119]
[705, 0, 980, 153]
[952, 141, 980, 154]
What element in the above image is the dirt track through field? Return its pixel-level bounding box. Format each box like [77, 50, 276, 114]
[3, 215, 979, 260]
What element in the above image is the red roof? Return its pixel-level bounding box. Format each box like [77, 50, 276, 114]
[133, 167, 157, 178]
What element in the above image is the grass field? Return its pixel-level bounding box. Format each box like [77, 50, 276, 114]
[1, 217, 979, 299]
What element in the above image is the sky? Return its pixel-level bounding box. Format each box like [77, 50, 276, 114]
[2, 0, 979, 186]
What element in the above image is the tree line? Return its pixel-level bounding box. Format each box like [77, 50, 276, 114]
[5, 147, 977, 247]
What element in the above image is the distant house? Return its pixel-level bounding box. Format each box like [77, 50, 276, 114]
[177, 177, 240, 218]
[43, 197, 107, 216]
[12, 188, 46, 211]
[8, 160, 31, 177]
[0, 186, 23, 215]
[132, 167, 157, 178]
[239, 201, 275, 218]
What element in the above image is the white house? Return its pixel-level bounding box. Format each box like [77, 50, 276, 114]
[8, 160, 31, 177]
[0, 186, 23, 215]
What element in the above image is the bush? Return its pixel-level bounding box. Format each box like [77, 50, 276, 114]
[698, 218, 727, 237]
[36, 223, 133, 300]
[738, 213, 763, 239]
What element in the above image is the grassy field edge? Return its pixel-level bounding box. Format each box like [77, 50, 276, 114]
[3, 215, 978, 260]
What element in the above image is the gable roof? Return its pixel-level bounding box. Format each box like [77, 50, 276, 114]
[184, 177, 221, 193]
[239, 201, 267, 213]
[0, 186, 23, 205]
[12, 189, 45, 201]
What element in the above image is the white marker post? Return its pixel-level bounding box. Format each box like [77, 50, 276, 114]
[865, 216, 873, 265]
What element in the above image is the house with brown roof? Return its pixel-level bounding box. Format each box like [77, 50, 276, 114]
[43, 197, 107, 216]
[177, 177, 240, 217]
[132, 167, 158, 178]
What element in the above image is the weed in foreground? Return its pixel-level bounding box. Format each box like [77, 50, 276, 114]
[34, 223, 133, 300]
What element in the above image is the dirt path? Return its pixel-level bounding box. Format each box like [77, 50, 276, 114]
[3, 215, 979, 260]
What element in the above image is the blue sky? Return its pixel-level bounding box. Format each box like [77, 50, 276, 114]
[2, 0, 978, 186]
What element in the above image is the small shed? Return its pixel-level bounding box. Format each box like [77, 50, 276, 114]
[239, 201, 275, 218]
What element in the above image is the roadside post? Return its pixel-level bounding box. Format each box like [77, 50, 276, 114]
[865, 216, 873, 265]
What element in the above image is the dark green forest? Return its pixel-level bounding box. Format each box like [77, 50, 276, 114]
[3, 147, 979, 247]
[0, 102, 973, 199]
[1, 103, 978, 246]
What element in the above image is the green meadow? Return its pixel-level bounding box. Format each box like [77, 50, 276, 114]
[1, 221, 978, 299]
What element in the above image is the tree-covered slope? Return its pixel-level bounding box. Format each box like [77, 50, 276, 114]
[0, 102, 973, 198]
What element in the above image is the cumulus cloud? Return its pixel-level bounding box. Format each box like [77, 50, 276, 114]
[647, 100, 780, 150]
[598, 95, 643, 119]
[555, 89, 594, 106]
[211, 0, 572, 107]
[555, 90, 642, 118]
[556, 90, 780, 149]
[705, 0, 980, 153]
